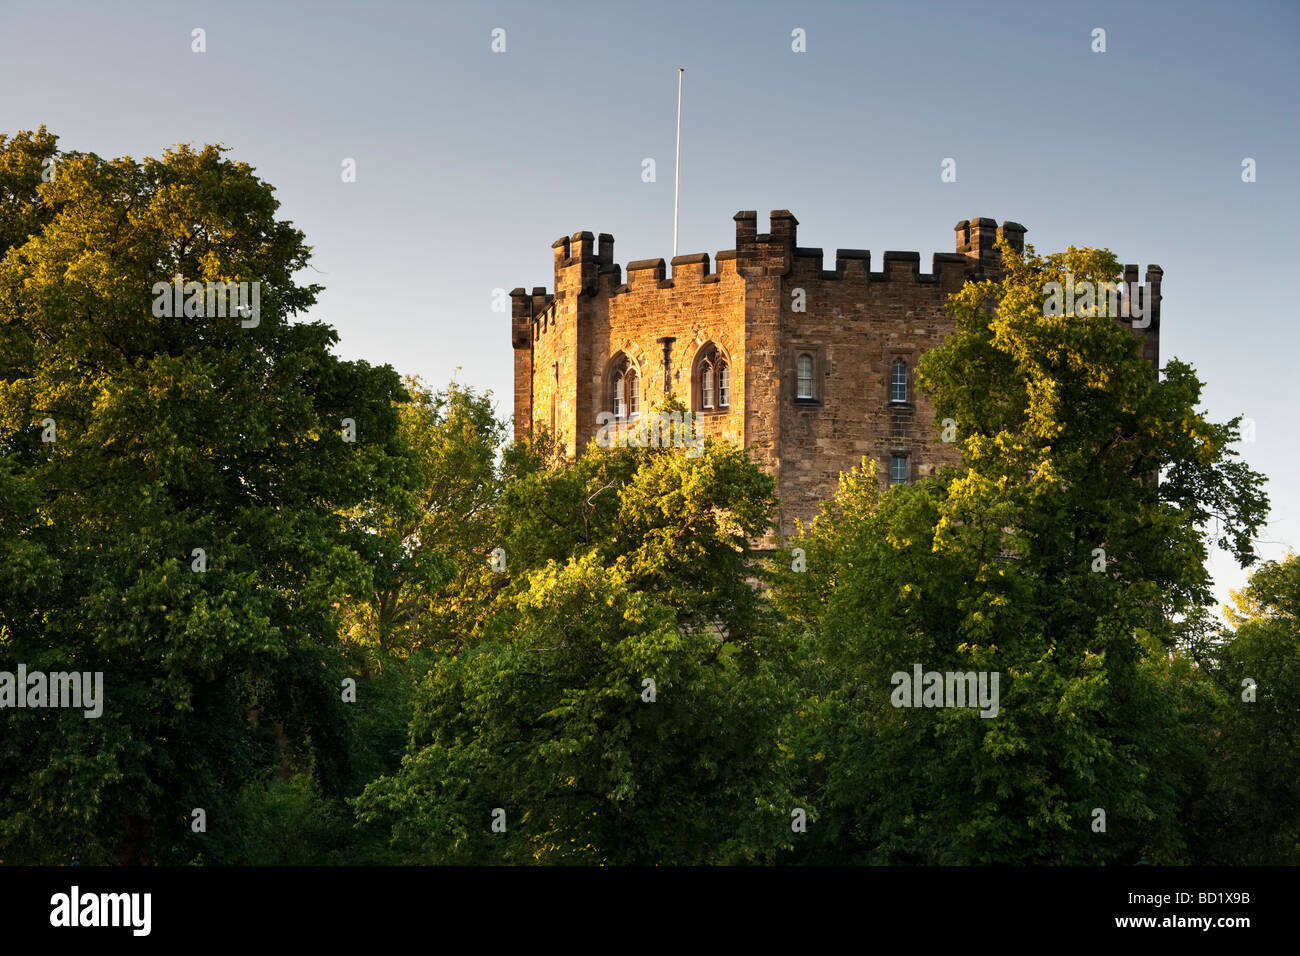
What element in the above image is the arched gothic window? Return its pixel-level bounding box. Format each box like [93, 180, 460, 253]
[693, 344, 730, 412]
[610, 355, 640, 420]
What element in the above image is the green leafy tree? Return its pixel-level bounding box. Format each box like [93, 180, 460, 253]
[775, 239, 1268, 864]
[319, 377, 508, 847]
[337, 376, 506, 655]
[1198, 553, 1300, 863]
[354, 425, 799, 863]
[0, 130, 408, 863]
[489, 399, 775, 639]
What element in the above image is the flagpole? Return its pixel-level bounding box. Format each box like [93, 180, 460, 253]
[674, 67, 683, 258]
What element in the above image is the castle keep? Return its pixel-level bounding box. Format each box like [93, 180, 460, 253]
[510, 211, 1161, 540]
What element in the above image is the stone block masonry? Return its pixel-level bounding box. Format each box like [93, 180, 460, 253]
[510, 211, 1161, 542]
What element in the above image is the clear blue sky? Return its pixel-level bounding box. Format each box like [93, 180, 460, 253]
[2, 0, 1296, 613]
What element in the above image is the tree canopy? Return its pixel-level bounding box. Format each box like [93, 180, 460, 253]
[1, 129, 1289, 866]
[354, 419, 800, 864]
[772, 238, 1271, 864]
[0, 128, 409, 863]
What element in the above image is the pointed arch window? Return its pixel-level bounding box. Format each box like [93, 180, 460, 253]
[610, 355, 639, 421]
[693, 344, 730, 412]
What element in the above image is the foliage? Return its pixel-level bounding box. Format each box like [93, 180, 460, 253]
[354, 424, 800, 864]
[1198, 554, 1300, 863]
[772, 239, 1270, 864]
[2, 128, 1289, 865]
[337, 376, 506, 654]
[0, 129, 408, 863]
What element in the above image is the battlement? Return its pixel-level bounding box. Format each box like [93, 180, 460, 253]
[509, 285, 555, 349]
[1123, 263, 1164, 331]
[508, 207, 1162, 544]
[512, 210, 1046, 359]
[520, 210, 1036, 315]
[955, 217, 1026, 266]
[510, 212, 1167, 357]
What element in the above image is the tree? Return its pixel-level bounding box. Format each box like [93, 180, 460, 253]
[774, 238, 1269, 863]
[1199, 553, 1300, 863]
[337, 376, 506, 655]
[353, 423, 800, 863]
[0, 130, 409, 863]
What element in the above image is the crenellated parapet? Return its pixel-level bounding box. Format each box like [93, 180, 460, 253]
[507, 207, 1163, 540]
[954, 217, 1026, 271]
[510, 211, 1168, 363]
[509, 286, 555, 349]
[515, 211, 1037, 326]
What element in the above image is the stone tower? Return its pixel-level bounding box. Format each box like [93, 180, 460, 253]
[510, 211, 1161, 540]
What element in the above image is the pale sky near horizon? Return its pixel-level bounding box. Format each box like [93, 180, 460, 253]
[2, 0, 1296, 615]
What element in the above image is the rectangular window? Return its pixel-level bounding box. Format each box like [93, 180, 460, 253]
[719, 364, 730, 408]
[890, 359, 907, 404]
[703, 367, 714, 409]
[796, 355, 814, 399]
[890, 455, 908, 485]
